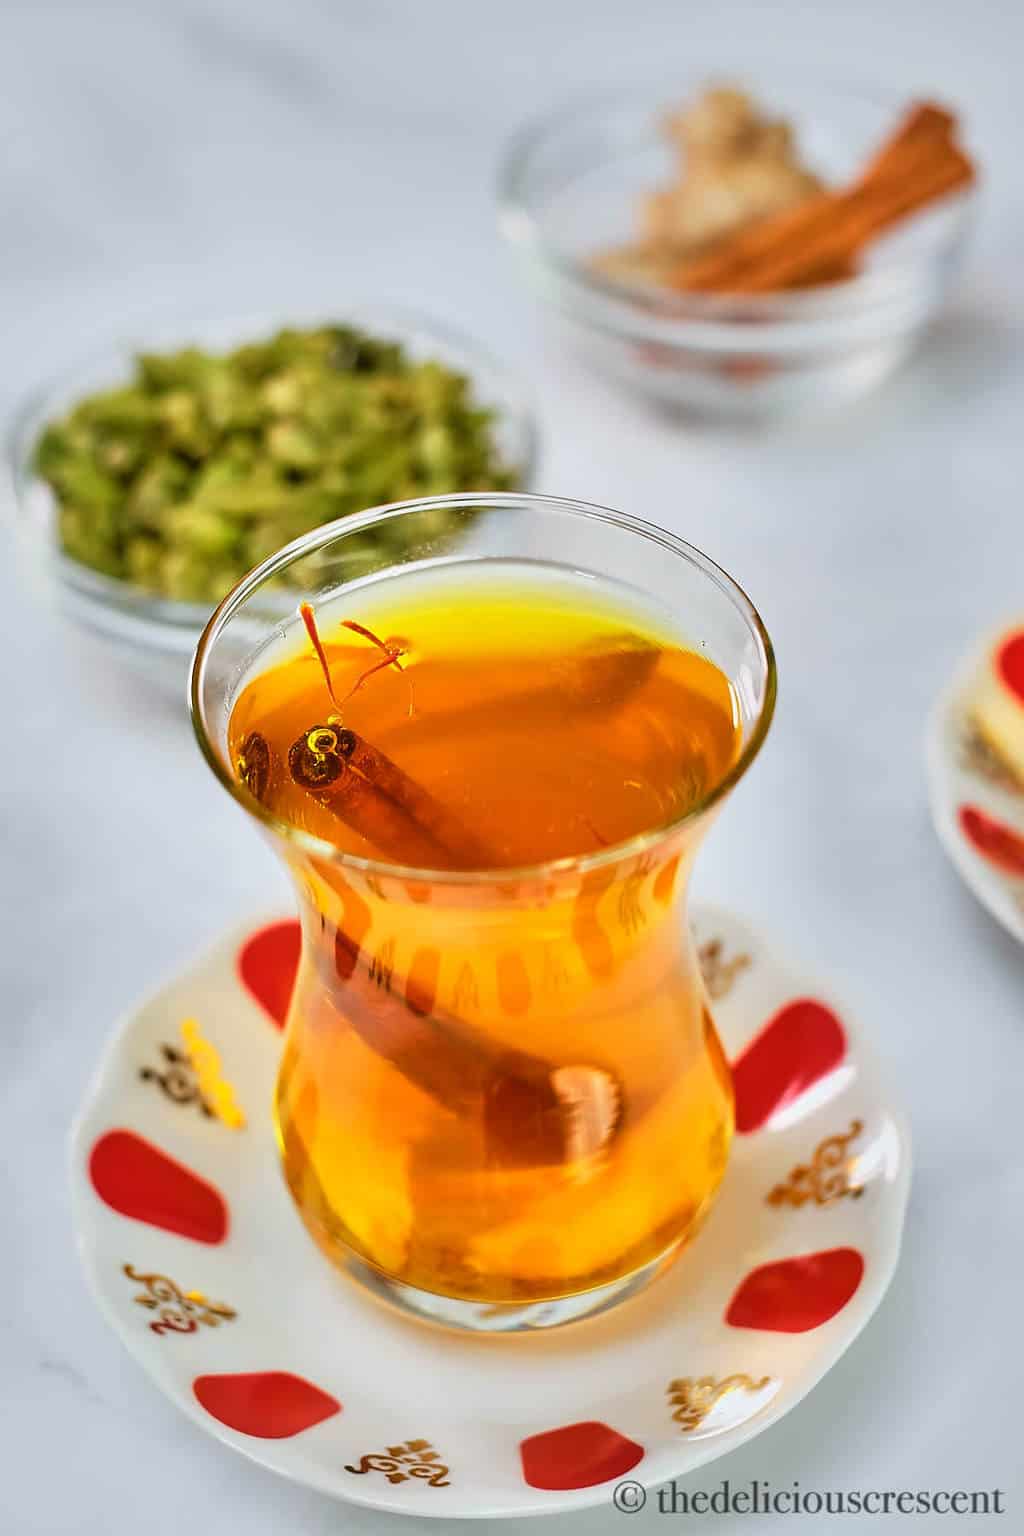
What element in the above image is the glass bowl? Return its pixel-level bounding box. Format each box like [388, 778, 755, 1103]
[5, 303, 538, 682]
[498, 81, 977, 418]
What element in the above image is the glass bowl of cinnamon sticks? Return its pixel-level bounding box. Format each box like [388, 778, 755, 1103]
[499, 81, 977, 418]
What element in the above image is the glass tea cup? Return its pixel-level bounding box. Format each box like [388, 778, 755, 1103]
[191, 493, 776, 1331]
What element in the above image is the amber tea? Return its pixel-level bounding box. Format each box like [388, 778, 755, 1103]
[226, 561, 743, 1320]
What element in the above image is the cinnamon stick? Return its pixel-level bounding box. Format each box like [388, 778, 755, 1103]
[675, 188, 839, 291]
[283, 725, 625, 1166]
[278, 601, 627, 1166]
[672, 98, 974, 295]
[858, 102, 956, 183]
[342, 728, 496, 869]
[728, 145, 974, 294]
[302, 750, 457, 867]
[309, 932, 623, 1168]
[289, 721, 495, 869]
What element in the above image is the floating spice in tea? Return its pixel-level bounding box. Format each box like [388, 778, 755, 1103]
[288, 723, 352, 790]
[235, 730, 274, 805]
[337, 618, 413, 716]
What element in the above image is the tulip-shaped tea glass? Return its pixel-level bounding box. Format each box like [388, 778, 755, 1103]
[191, 493, 775, 1331]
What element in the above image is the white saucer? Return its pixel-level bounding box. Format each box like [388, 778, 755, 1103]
[926, 623, 1024, 945]
[71, 906, 910, 1518]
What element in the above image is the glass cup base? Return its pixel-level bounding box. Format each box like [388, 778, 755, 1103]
[335, 1240, 684, 1333]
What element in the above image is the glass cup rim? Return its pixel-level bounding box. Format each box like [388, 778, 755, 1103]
[190, 491, 777, 885]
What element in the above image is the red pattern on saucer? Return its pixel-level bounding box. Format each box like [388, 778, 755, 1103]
[193, 1370, 341, 1438]
[89, 1129, 228, 1243]
[996, 628, 1024, 701]
[958, 804, 1024, 877]
[926, 619, 1024, 945]
[725, 1247, 865, 1332]
[731, 999, 846, 1133]
[519, 1421, 644, 1490]
[237, 920, 301, 1028]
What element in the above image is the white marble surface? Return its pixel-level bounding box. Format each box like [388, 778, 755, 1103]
[3, 2, 1023, 1532]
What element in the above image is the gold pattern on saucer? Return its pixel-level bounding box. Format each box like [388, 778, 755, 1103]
[139, 1044, 213, 1117]
[959, 716, 1023, 793]
[345, 1440, 450, 1487]
[767, 1119, 865, 1208]
[667, 1374, 771, 1432]
[123, 1264, 236, 1337]
[698, 938, 752, 999]
[180, 1018, 246, 1129]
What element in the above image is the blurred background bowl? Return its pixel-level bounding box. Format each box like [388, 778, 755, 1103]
[5, 301, 537, 687]
[498, 80, 977, 419]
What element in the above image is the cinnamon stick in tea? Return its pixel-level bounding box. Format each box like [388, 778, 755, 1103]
[292, 733, 455, 867]
[289, 721, 495, 869]
[249, 599, 627, 1167]
[236, 730, 276, 806]
[289, 736, 623, 1163]
[284, 714, 622, 1164]
[307, 935, 622, 1168]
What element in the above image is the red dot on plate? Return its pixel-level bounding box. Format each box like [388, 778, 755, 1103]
[958, 804, 1024, 877]
[726, 1247, 864, 1332]
[519, 1421, 644, 1491]
[193, 1371, 341, 1438]
[89, 1130, 227, 1244]
[238, 920, 301, 1028]
[731, 998, 846, 1134]
[996, 628, 1024, 705]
